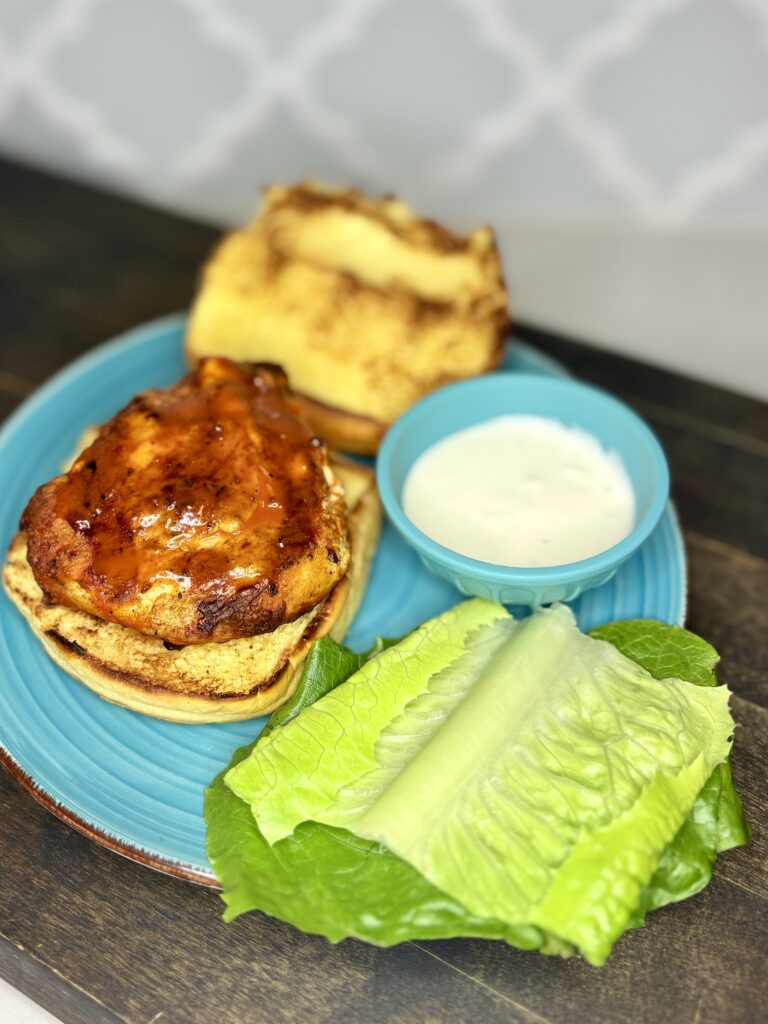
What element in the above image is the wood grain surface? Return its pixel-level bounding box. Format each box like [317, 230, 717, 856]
[0, 158, 766, 1024]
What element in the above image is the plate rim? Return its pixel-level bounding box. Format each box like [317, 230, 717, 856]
[0, 315, 687, 886]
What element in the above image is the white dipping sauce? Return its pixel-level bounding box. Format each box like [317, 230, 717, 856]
[402, 415, 635, 567]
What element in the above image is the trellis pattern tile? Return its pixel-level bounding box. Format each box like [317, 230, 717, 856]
[0, 0, 767, 228]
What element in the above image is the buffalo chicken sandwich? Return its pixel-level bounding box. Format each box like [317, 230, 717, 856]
[3, 358, 380, 722]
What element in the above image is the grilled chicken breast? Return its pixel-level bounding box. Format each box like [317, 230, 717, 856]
[21, 358, 350, 646]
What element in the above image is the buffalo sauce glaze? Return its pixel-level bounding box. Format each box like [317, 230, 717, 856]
[26, 358, 349, 644]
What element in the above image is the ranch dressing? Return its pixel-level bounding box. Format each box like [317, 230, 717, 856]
[402, 415, 635, 567]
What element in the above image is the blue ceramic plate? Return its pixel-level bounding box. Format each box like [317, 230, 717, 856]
[0, 315, 686, 884]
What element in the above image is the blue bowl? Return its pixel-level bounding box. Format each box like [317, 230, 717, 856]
[376, 374, 670, 607]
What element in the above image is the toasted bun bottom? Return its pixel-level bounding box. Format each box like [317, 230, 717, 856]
[3, 462, 380, 723]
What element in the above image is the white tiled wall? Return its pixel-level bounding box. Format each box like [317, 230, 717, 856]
[1, 0, 767, 397]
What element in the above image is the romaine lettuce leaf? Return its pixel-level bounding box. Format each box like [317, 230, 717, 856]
[259, 636, 369, 741]
[590, 619, 749, 923]
[226, 598, 510, 844]
[589, 619, 719, 687]
[206, 629, 544, 947]
[207, 607, 747, 962]
[207, 743, 542, 946]
[225, 602, 735, 965]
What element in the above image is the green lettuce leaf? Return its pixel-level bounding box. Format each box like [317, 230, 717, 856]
[259, 637, 369, 741]
[226, 599, 510, 844]
[206, 628, 543, 947]
[207, 607, 747, 963]
[225, 602, 735, 965]
[590, 620, 749, 924]
[207, 746, 542, 945]
[589, 619, 719, 687]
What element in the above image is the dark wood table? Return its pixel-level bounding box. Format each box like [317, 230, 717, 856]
[0, 158, 765, 1024]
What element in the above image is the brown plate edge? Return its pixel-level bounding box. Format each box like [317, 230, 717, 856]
[0, 743, 221, 889]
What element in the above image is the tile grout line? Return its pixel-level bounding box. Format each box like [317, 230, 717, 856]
[410, 942, 554, 1024]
